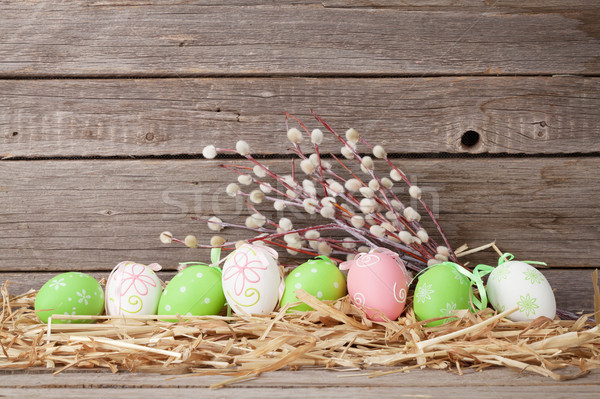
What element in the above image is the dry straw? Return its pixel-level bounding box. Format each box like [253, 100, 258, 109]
[1, 275, 599, 388]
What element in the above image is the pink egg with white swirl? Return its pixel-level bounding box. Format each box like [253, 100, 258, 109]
[339, 248, 409, 321]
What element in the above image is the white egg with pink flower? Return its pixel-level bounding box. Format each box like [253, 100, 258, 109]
[105, 261, 163, 316]
[222, 243, 284, 315]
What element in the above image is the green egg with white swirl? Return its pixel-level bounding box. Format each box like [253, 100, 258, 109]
[158, 265, 226, 321]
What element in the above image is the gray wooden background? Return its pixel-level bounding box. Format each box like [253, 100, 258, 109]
[1, 1, 599, 315]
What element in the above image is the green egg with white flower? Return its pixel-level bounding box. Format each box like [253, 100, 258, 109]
[158, 265, 226, 321]
[34, 272, 105, 324]
[280, 256, 347, 312]
[413, 263, 472, 327]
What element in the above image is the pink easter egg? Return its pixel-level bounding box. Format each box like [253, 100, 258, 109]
[340, 248, 408, 321]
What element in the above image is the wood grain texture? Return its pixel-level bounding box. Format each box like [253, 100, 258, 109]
[1, 77, 599, 157]
[0, 369, 598, 399]
[0, 158, 598, 272]
[1, 2, 598, 77]
[2, 267, 595, 312]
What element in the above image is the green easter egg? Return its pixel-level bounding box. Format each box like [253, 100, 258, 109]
[158, 265, 225, 321]
[34, 272, 105, 324]
[280, 256, 347, 312]
[413, 263, 471, 327]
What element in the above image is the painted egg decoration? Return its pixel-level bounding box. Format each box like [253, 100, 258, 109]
[339, 248, 408, 321]
[222, 243, 283, 315]
[280, 256, 347, 312]
[413, 263, 472, 327]
[35, 272, 105, 324]
[486, 260, 556, 322]
[105, 261, 163, 316]
[158, 264, 225, 321]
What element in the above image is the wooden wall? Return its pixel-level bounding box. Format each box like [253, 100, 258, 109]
[1, 1, 598, 313]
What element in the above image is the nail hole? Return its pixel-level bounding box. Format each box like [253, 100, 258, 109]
[12, 132, 18, 137]
[145, 133, 154, 141]
[460, 130, 480, 148]
[215, 107, 221, 112]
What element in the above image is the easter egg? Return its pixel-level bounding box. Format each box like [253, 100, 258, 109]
[222, 243, 283, 315]
[413, 263, 471, 327]
[105, 261, 163, 316]
[486, 261, 556, 321]
[339, 248, 408, 321]
[280, 256, 347, 312]
[35, 272, 104, 324]
[158, 265, 225, 320]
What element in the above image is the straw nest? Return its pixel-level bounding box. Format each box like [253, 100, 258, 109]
[1, 276, 599, 389]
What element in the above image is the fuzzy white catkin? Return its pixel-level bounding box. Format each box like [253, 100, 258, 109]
[226, 182, 240, 197]
[287, 127, 303, 144]
[210, 235, 226, 247]
[361, 156, 374, 170]
[208, 216, 224, 232]
[284, 233, 301, 244]
[342, 237, 357, 249]
[328, 181, 344, 195]
[282, 175, 297, 188]
[359, 187, 375, 198]
[399, 231, 413, 245]
[372, 145, 387, 159]
[317, 242, 333, 256]
[321, 160, 332, 170]
[403, 207, 417, 222]
[286, 189, 299, 199]
[249, 190, 265, 204]
[437, 246, 450, 257]
[435, 254, 449, 262]
[321, 196, 336, 207]
[259, 183, 272, 194]
[381, 222, 395, 233]
[308, 240, 320, 250]
[344, 178, 362, 192]
[359, 198, 376, 214]
[391, 199, 402, 211]
[274, 200, 286, 211]
[245, 216, 258, 229]
[368, 179, 380, 191]
[236, 140, 250, 156]
[309, 153, 320, 166]
[279, 217, 293, 232]
[320, 205, 335, 219]
[357, 246, 370, 253]
[409, 185, 422, 200]
[253, 164, 267, 178]
[365, 214, 376, 225]
[300, 158, 315, 174]
[369, 225, 386, 238]
[390, 169, 402, 181]
[305, 229, 320, 239]
[303, 198, 318, 214]
[341, 145, 354, 159]
[385, 211, 396, 221]
[428, 259, 441, 267]
[251, 213, 266, 227]
[159, 231, 172, 244]
[381, 177, 393, 189]
[202, 145, 217, 159]
[302, 179, 314, 189]
[286, 241, 301, 255]
[345, 128, 360, 143]
[346, 253, 356, 262]
[304, 184, 317, 196]
[416, 229, 429, 243]
[237, 174, 252, 185]
[350, 215, 365, 228]
[311, 129, 324, 145]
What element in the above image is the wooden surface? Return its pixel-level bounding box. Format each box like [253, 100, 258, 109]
[1, 1, 599, 77]
[1, 77, 598, 157]
[0, 368, 599, 398]
[1, 0, 599, 394]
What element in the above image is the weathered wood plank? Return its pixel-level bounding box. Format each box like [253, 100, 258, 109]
[1, 77, 599, 157]
[1, 2, 598, 77]
[2, 267, 595, 312]
[0, 158, 598, 271]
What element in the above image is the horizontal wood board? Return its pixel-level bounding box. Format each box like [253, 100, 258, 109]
[1, 77, 599, 157]
[2, 268, 596, 312]
[0, 158, 598, 271]
[0, 368, 598, 398]
[1, 2, 599, 77]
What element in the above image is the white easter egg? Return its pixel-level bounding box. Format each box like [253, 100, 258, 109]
[222, 244, 283, 315]
[105, 261, 163, 316]
[486, 261, 556, 322]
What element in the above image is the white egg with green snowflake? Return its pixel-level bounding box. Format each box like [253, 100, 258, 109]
[486, 261, 556, 321]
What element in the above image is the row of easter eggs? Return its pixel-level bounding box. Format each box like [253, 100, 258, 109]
[34, 244, 556, 326]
